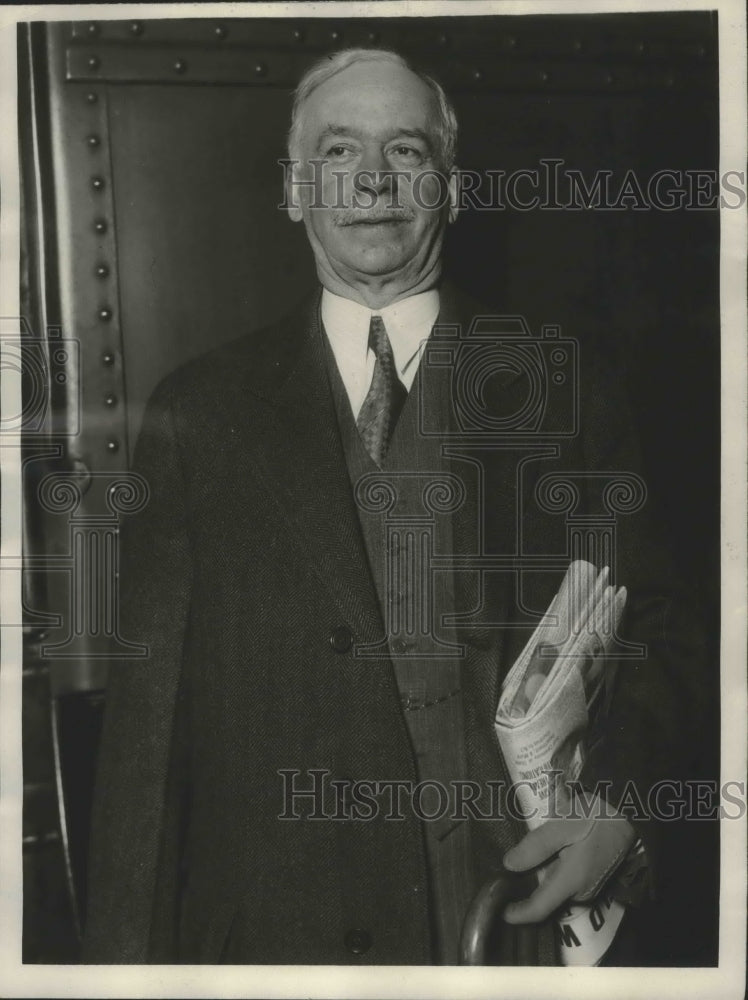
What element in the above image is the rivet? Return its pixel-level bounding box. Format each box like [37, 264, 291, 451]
[87, 55, 101, 71]
[214, 24, 228, 40]
[102, 351, 115, 366]
[330, 29, 342, 42]
[91, 175, 105, 191]
[99, 307, 113, 322]
[106, 439, 120, 453]
[665, 74, 675, 87]
[55, 372, 67, 385]
[86, 134, 101, 148]
[636, 41, 646, 54]
[506, 35, 517, 48]
[697, 44, 706, 58]
[104, 393, 118, 407]
[95, 263, 109, 278]
[605, 73, 614, 85]
[174, 59, 187, 74]
[85, 91, 98, 104]
[86, 23, 99, 37]
[540, 71, 550, 83]
[292, 28, 305, 42]
[437, 33, 449, 46]
[367, 31, 380, 43]
[472, 69, 483, 82]
[130, 21, 143, 36]
[254, 62, 267, 77]
[93, 218, 107, 234]
[573, 39, 583, 52]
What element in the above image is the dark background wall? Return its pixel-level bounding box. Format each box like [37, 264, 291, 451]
[19, 12, 720, 964]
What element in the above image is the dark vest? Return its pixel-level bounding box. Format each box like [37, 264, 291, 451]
[323, 326, 475, 963]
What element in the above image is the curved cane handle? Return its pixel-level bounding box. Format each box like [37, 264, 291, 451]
[460, 872, 523, 965]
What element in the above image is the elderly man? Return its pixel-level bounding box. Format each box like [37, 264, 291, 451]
[84, 48, 704, 966]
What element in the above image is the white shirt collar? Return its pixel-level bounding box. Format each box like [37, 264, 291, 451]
[321, 287, 440, 419]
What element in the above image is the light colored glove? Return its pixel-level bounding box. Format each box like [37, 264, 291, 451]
[502, 792, 636, 924]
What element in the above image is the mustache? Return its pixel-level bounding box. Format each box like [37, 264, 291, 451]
[332, 207, 415, 226]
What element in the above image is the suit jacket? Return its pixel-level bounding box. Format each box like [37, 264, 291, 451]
[83, 284, 707, 965]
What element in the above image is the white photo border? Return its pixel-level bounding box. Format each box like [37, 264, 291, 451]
[1, 2, 745, 998]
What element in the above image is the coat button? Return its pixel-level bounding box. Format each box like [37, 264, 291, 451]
[344, 927, 371, 955]
[329, 625, 353, 654]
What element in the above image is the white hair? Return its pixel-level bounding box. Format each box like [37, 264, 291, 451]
[287, 48, 458, 170]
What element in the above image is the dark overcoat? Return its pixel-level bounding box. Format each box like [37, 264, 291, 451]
[83, 285, 706, 964]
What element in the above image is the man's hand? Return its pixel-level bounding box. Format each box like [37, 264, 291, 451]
[502, 793, 636, 924]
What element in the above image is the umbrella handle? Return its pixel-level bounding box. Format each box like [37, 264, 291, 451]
[459, 872, 522, 965]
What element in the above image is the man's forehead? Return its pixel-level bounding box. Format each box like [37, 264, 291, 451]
[301, 60, 439, 138]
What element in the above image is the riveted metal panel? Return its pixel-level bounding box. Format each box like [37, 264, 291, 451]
[47, 26, 129, 479]
[62, 13, 716, 93]
[66, 43, 297, 87]
[64, 40, 713, 93]
[66, 13, 716, 60]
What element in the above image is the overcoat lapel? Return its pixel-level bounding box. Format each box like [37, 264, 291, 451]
[237, 290, 385, 647]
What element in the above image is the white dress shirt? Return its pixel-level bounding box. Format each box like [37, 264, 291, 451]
[321, 288, 440, 420]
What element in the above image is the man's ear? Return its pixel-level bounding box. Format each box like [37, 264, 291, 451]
[447, 167, 460, 224]
[286, 160, 303, 223]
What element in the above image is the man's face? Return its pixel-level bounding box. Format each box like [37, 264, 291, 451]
[288, 60, 457, 301]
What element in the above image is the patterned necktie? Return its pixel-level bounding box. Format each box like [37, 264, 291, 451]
[356, 315, 408, 466]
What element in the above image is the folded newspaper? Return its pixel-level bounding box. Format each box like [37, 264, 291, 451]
[494, 559, 636, 966]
